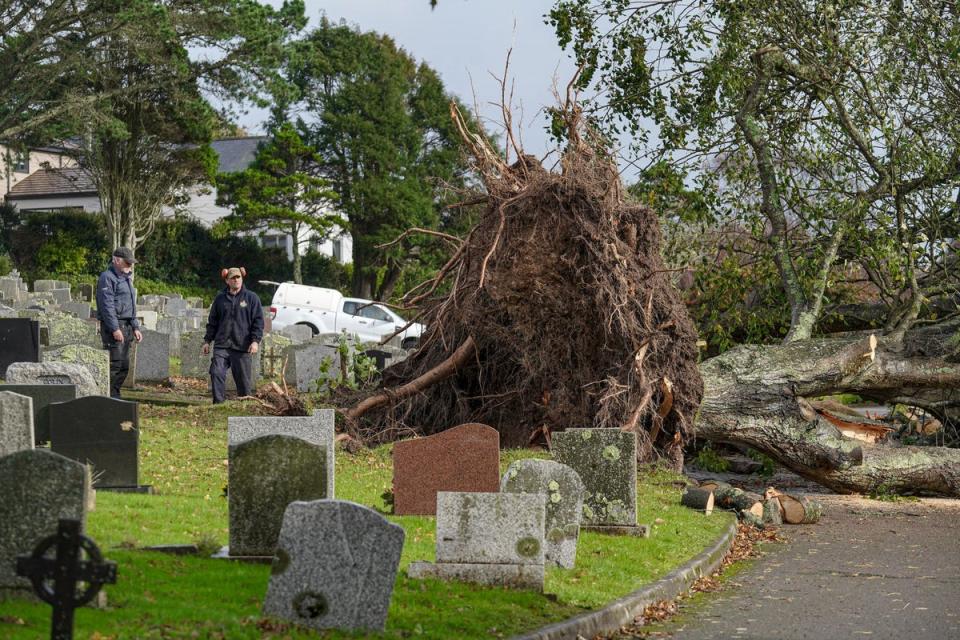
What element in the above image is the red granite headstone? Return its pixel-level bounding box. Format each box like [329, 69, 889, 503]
[392, 423, 500, 515]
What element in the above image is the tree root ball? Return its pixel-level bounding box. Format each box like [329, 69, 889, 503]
[353, 106, 703, 465]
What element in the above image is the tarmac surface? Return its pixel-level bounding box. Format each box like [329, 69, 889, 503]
[655, 494, 960, 640]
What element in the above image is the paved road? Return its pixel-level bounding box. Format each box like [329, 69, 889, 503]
[660, 495, 960, 640]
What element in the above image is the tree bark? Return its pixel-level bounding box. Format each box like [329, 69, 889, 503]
[696, 320, 960, 496]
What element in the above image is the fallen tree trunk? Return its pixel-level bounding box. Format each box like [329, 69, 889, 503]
[696, 321, 960, 496]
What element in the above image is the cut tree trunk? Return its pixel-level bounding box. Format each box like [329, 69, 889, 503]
[681, 487, 715, 514]
[696, 320, 960, 496]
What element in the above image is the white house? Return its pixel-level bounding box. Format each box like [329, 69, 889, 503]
[2, 137, 352, 265]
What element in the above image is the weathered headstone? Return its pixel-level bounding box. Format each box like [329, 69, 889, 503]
[0, 278, 23, 304]
[501, 459, 584, 568]
[0, 449, 89, 594]
[155, 316, 184, 357]
[260, 333, 292, 377]
[392, 423, 500, 515]
[0, 391, 34, 456]
[281, 341, 343, 392]
[77, 283, 93, 302]
[60, 302, 92, 320]
[0, 384, 76, 444]
[165, 298, 188, 317]
[0, 318, 40, 376]
[279, 324, 313, 344]
[49, 288, 72, 305]
[553, 428, 640, 533]
[48, 396, 141, 489]
[137, 309, 159, 331]
[228, 435, 329, 557]
[133, 329, 170, 381]
[228, 410, 335, 498]
[5, 362, 99, 398]
[42, 344, 110, 397]
[407, 491, 546, 590]
[263, 500, 404, 632]
[43, 313, 100, 349]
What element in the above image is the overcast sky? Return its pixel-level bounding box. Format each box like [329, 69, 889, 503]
[242, 1, 578, 160]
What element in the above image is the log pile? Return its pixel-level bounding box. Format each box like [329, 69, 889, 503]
[681, 481, 823, 529]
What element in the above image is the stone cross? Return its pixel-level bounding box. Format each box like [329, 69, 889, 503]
[15, 519, 117, 640]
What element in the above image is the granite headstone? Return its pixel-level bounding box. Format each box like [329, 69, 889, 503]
[501, 459, 584, 568]
[0, 318, 40, 376]
[0, 391, 33, 456]
[228, 435, 329, 557]
[263, 500, 404, 632]
[392, 423, 500, 515]
[5, 362, 99, 398]
[0, 449, 89, 593]
[0, 384, 76, 444]
[48, 396, 140, 488]
[553, 428, 638, 528]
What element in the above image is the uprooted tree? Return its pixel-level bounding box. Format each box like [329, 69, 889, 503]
[346, 102, 703, 469]
[344, 94, 960, 497]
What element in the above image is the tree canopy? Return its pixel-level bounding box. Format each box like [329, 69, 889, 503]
[215, 123, 340, 284]
[283, 19, 480, 299]
[550, 0, 960, 343]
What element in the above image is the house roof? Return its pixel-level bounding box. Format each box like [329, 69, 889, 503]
[211, 137, 268, 173]
[7, 167, 97, 199]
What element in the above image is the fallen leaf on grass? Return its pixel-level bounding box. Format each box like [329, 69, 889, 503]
[0, 616, 25, 625]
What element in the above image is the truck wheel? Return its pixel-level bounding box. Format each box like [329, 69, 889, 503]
[298, 323, 319, 336]
[401, 337, 419, 350]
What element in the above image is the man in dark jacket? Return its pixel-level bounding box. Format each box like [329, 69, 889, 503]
[202, 267, 264, 403]
[97, 247, 143, 398]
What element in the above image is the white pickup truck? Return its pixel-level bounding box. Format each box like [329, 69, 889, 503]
[267, 282, 424, 349]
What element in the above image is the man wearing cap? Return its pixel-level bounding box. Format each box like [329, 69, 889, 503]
[97, 247, 143, 398]
[202, 267, 264, 403]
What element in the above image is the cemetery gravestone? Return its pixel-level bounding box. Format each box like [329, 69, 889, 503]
[60, 302, 92, 320]
[407, 491, 546, 590]
[0, 384, 76, 444]
[282, 341, 343, 392]
[260, 333, 292, 377]
[0, 391, 33, 456]
[77, 283, 93, 302]
[43, 344, 110, 397]
[228, 435, 330, 557]
[133, 329, 170, 381]
[501, 459, 585, 568]
[392, 423, 500, 515]
[554, 428, 643, 534]
[44, 313, 100, 349]
[155, 316, 184, 356]
[0, 278, 23, 304]
[48, 396, 141, 489]
[165, 298, 188, 317]
[137, 310, 159, 331]
[50, 288, 72, 305]
[279, 324, 313, 344]
[5, 362, 99, 398]
[228, 410, 335, 499]
[263, 500, 405, 632]
[0, 449, 89, 594]
[0, 318, 40, 376]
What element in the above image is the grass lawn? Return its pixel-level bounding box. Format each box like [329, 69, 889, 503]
[0, 401, 734, 639]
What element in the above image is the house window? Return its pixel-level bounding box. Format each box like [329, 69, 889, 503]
[12, 150, 28, 173]
[332, 238, 343, 262]
[261, 234, 286, 249]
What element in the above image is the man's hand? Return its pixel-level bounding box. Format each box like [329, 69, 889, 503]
[201, 342, 210, 355]
[134, 329, 143, 343]
[248, 341, 259, 354]
[112, 329, 124, 343]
